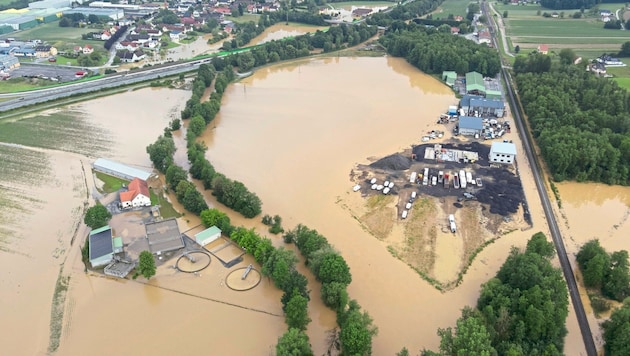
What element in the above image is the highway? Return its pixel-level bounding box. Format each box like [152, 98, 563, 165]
[0, 58, 210, 112]
[483, 3, 597, 355]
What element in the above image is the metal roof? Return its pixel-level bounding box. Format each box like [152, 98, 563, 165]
[460, 94, 483, 107]
[89, 225, 113, 260]
[93, 158, 152, 181]
[145, 218, 184, 254]
[459, 116, 483, 130]
[470, 97, 505, 109]
[491, 142, 517, 155]
[465, 71, 485, 93]
[195, 226, 221, 243]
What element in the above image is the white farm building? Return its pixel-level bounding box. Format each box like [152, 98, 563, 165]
[489, 141, 517, 164]
[93, 158, 153, 181]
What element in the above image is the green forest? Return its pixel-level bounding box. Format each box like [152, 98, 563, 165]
[379, 24, 501, 77]
[514, 56, 630, 184]
[414, 233, 569, 355]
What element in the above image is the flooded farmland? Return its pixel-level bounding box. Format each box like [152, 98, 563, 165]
[247, 23, 328, 46]
[0, 52, 622, 355]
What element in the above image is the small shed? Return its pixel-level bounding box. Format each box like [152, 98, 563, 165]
[485, 90, 502, 100]
[195, 226, 222, 247]
[458, 116, 483, 136]
[442, 71, 457, 86]
[113, 236, 124, 254]
[89, 225, 114, 268]
[489, 141, 517, 164]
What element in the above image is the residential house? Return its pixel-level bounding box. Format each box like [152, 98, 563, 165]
[489, 141, 517, 164]
[551, 12, 559, 18]
[35, 45, 57, 58]
[169, 30, 182, 40]
[477, 29, 491, 44]
[12, 47, 36, 57]
[537, 44, 548, 55]
[120, 177, 151, 208]
[101, 30, 112, 40]
[195, 226, 222, 247]
[451, 26, 460, 34]
[453, 15, 463, 21]
[89, 225, 115, 268]
[127, 34, 150, 44]
[457, 116, 483, 136]
[589, 61, 606, 74]
[351, 8, 372, 19]
[116, 41, 139, 51]
[146, 29, 162, 38]
[73, 45, 83, 55]
[212, 6, 232, 15]
[82, 44, 94, 54]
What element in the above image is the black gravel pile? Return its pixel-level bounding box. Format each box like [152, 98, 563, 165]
[370, 154, 411, 171]
[475, 169, 525, 217]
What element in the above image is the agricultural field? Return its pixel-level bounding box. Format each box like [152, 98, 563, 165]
[5, 22, 94, 42]
[0, 110, 112, 156]
[432, 0, 472, 18]
[495, 2, 627, 56]
[230, 13, 261, 24]
[605, 58, 630, 90]
[0, 77, 49, 92]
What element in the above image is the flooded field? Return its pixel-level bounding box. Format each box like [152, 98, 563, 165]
[199, 55, 589, 354]
[247, 23, 328, 46]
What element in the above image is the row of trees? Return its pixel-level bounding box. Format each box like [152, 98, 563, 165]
[576, 240, 630, 302]
[200, 208, 314, 353]
[285, 224, 378, 355]
[514, 61, 630, 184]
[416, 233, 569, 355]
[540, 0, 598, 10]
[379, 24, 501, 77]
[178, 64, 263, 218]
[104, 25, 129, 50]
[367, 0, 443, 27]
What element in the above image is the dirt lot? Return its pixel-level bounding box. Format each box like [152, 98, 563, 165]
[348, 140, 531, 289]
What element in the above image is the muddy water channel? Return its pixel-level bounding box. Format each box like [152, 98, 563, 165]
[199, 56, 589, 354]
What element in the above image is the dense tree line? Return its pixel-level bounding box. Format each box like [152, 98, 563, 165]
[285, 224, 378, 355]
[540, 0, 598, 10]
[104, 25, 129, 50]
[380, 24, 501, 77]
[514, 62, 630, 184]
[367, 0, 444, 27]
[0, 0, 28, 11]
[577, 240, 630, 302]
[418, 233, 568, 355]
[603, 298, 630, 356]
[199, 208, 314, 353]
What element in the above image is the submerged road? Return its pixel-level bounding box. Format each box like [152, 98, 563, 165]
[483, 3, 597, 355]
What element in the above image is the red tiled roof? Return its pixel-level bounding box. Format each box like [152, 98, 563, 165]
[121, 178, 150, 203]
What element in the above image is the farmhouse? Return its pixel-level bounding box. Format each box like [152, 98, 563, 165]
[469, 97, 505, 117]
[120, 178, 151, 209]
[145, 218, 185, 255]
[537, 44, 548, 55]
[477, 29, 491, 44]
[195, 226, 222, 247]
[465, 71, 485, 95]
[489, 141, 517, 164]
[89, 225, 115, 268]
[93, 158, 153, 181]
[457, 116, 483, 136]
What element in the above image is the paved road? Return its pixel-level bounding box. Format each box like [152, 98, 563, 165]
[483, 2, 597, 355]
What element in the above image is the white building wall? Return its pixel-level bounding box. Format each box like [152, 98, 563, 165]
[132, 194, 151, 207]
[489, 151, 515, 164]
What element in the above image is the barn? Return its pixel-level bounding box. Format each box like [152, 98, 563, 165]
[458, 116, 483, 136]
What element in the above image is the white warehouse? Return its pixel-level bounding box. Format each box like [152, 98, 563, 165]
[489, 141, 517, 164]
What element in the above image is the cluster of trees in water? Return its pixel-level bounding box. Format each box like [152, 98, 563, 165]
[575, 240, 630, 354]
[577, 240, 630, 303]
[379, 23, 501, 77]
[514, 56, 630, 184]
[401, 233, 568, 355]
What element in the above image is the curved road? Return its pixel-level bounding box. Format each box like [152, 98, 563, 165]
[482, 3, 597, 355]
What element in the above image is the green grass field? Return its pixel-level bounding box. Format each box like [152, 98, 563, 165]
[612, 77, 630, 91]
[0, 77, 47, 92]
[507, 19, 630, 37]
[433, 0, 472, 18]
[7, 23, 94, 42]
[230, 13, 261, 24]
[94, 172, 128, 193]
[150, 190, 181, 219]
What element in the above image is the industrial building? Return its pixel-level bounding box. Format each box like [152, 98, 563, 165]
[63, 7, 125, 20]
[457, 116, 483, 136]
[0, 54, 20, 70]
[469, 97, 505, 117]
[489, 141, 517, 164]
[145, 218, 184, 255]
[465, 71, 485, 95]
[92, 158, 153, 181]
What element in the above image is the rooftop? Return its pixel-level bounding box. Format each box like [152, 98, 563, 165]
[93, 158, 153, 181]
[145, 218, 184, 254]
[195, 226, 221, 242]
[89, 225, 113, 260]
[469, 97, 505, 109]
[459, 116, 483, 130]
[465, 71, 485, 93]
[491, 141, 517, 155]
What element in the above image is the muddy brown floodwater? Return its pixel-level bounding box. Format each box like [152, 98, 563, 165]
[199, 55, 589, 354]
[247, 23, 328, 46]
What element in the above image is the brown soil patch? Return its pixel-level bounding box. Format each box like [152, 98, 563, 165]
[457, 201, 492, 263]
[360, 195, 396, 240]
[397, 197, 438, 276]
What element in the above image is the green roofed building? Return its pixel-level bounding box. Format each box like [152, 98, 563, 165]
[195, 226, 222, 247]
[89, 225, 114, 268]
[465, 71, 485, 95]
[486, 90, 502, 100]
[442, 71, 457, 87]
